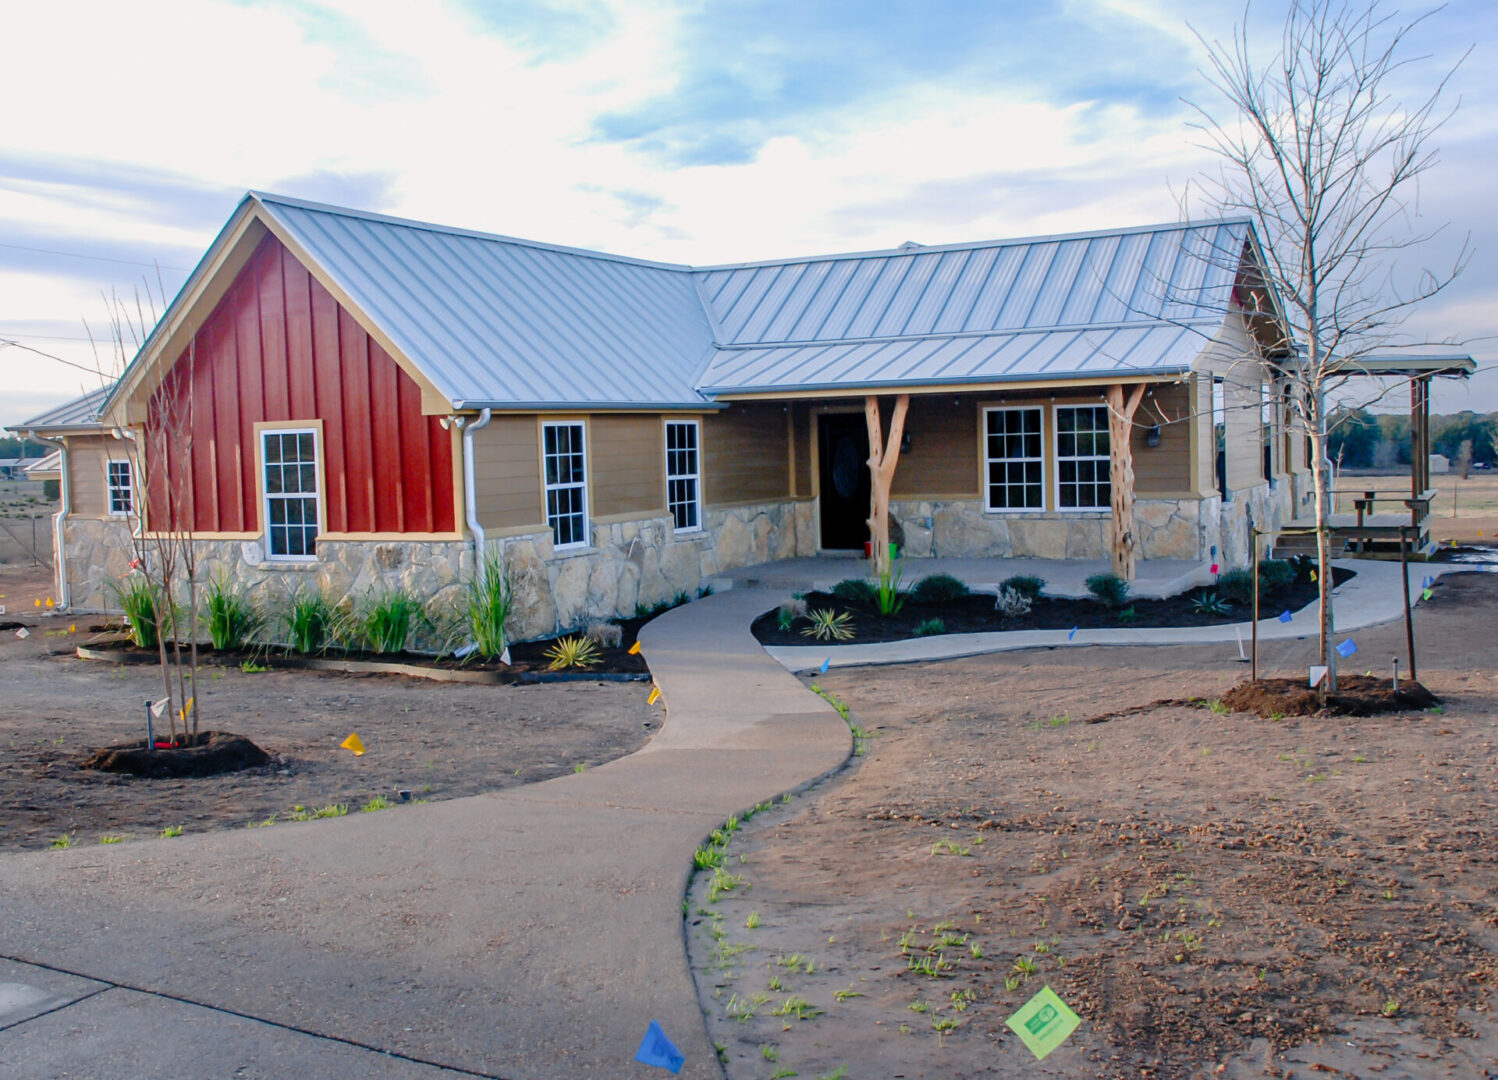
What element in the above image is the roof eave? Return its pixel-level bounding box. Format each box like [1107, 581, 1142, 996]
[700, 367, 1193, 399]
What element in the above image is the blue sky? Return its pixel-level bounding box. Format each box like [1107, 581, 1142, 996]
[2, 0, 1495, 426]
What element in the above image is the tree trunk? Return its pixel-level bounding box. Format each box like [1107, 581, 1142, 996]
[1308, 395, 1337, 695]
[1106, 384, 1148, 581]
[865, 394, 910, 578]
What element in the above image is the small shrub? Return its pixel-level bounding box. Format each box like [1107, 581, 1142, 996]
[584, 620, 623, 649]
[1190, 592, 1230, 616]
[1085, 572, 1130, 609]
[205, 573, 263, 651]
[775, 604, 799, 632]
[1258, 558, 1296, 591]
[284, 588, 334, 654]
[112, 577, 161, 650]
[672, 590, 691, 607]
[1216, 567, 1255, 605]
[830, 578, 878, 608]
[914, 617, 946, 636]
[802, 609, 855, 641]
[999, 574, 1046, 600]
[545, 634, 601, 670]
[994, 586, 1033, 618]
[466, 554, 513, 660]
[698, 583, 714, 598]
[359, 587, 425, 654]
[911, 573, 969, 604]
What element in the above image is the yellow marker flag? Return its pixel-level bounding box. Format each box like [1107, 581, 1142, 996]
[1310, 569, 1317, 582]
[179, 696, 195, 724]
[341, 732, 366, 756]
[45, 597, 54, 608]
[628, 641, 642, 655]
[647, 686, 661, 705]
[34, 599, 40, 608]
[68, 624, 76, 634]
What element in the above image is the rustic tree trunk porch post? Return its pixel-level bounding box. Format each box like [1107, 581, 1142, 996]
[865, 394, 911, 578]
[1106, 383, 1148, 581]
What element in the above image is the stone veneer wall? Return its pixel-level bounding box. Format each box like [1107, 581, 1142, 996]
[61, 499, 816, 643]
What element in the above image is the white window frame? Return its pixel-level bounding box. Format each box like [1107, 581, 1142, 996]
[982, 406, 1046, 513]
[106, 458, 134, 516]
[542, 420, 590, 550]
[260, 427, 321, 562]
[1053, 404, 1111, 512]
[664, 419, 703, 533]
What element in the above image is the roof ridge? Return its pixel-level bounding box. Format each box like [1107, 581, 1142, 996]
[250, 191, 697, 273]
[692, 218, 1254, 273]
[711, 317, 1226, 351]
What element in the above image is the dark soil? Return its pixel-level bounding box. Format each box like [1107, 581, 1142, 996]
[81, 618, 654, 681]
[1222, 674, 1441, 718]
[751, 566, 1357, 645]
[80, 731, 271, 778]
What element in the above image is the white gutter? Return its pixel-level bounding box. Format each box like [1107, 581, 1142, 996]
[31, 432, 70, 609]
[458, 408, 493, 582]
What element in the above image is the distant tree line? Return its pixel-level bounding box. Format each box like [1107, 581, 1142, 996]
[0, 436, 49, 458]
[1328, 409, 1497, 471]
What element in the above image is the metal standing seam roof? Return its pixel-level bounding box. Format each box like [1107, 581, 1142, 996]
[106, 195, 1267, 412]
[11, 386, 112, 432]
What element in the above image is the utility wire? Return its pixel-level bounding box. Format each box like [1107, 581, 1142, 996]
[0, 239, 191, 272]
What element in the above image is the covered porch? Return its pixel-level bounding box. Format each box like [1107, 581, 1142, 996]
[1272, 352, 1476, 558]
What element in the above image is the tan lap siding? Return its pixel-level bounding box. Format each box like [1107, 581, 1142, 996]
[67, 435, 113, 518]
[472, 415, 543, 530]
[1133, 382, 1193, 495]
[892, 394, 979, 498]
[703, 403, 790, 506]
[591, 415, 665, 518]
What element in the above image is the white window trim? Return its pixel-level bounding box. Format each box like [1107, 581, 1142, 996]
[260, 426, 321, 563]
[664, 419, 703, 534]
[106, 458, 134, 517]
[542, 420, 590, 550]
[982, 405, 1046, 514]
[1052, 403, 1112, 513]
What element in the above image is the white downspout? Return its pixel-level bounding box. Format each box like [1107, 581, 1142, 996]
[33, 432, 70, 609]
[460, 408, 493, 582]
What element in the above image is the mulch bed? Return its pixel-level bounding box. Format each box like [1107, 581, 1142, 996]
[1221, 673, 1440, 718]
[80, 731, 271, 779]
[751, 566, 1356, 645]
[78, 618, 653, 682]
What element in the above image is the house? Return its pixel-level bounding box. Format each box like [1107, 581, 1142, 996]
[13, 193, 1312, 637]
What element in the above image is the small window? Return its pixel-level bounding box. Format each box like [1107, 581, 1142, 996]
[262, 429, 319, 559]
[984, 407, 1044, 511]
[106, 459, 133, 515]
[1055, 405, 1111, 510]
[543, 421, 589, 548]
[665, 420, 701, 532]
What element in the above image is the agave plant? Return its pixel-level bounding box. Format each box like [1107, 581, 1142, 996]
[1190, 592, 1231, 616]
[544, 634, 601, 671]
[801, 608, 855, 642]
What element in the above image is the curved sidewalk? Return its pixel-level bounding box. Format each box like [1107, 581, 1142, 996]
[0, 588, 848, 1080]
[768, 559, 1473, 670]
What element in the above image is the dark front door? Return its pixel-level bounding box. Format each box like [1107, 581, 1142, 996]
[818, 413, 871, 550]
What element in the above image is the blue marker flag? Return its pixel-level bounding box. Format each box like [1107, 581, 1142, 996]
[1422, 575, 1434, 589]
[1336, 639, 1358, 658]
[1067, 627, 1077, 641]
[819, 657, 830, 674]
[635, 1019, 685, 1074]
[1278, 610, 1293, 624]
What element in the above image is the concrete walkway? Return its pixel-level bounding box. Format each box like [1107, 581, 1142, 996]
[767, 559, 1478, 670]
[0, 589, 848, 1080]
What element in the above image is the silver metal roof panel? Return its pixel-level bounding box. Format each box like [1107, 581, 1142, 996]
[12, 387, 111, 432]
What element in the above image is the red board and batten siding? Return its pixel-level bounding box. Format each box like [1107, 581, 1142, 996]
[146, 234, 455, 536]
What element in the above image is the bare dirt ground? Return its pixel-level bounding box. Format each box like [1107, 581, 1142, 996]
[0, 568, 656, 851]
[689, 571, 1498, 1080]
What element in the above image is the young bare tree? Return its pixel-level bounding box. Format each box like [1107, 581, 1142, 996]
[1185, 0, 1469, 690]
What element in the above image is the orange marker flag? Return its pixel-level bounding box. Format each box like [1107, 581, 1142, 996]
[340, 732, 366, 756]
[628, 641, 642, 655]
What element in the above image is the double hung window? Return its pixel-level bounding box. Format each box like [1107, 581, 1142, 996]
[984, 407, 1044, 511]
[543, 421, 589, 548]
[1055, 405, 1110, 510]
[665, 420, 701, 532]
[106, 459, 133, 515]
[262, 429, 319, 559]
